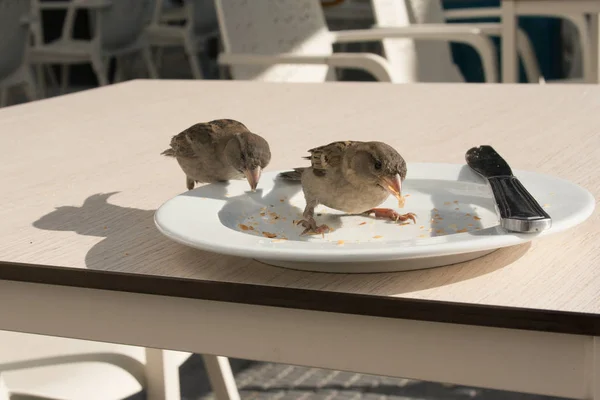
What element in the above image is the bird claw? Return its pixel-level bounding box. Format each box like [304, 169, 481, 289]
[365, 208, 417, 224]
[296, 218, 331, 237]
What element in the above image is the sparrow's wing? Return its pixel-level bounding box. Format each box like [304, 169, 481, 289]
[162, 119, 248, 158]
[304, 141, 358, 176]
[207, 119, 250, 134]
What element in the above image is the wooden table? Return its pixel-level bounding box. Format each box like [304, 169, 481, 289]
[501, 0, 600, 83]
[1, 80, 599, 399]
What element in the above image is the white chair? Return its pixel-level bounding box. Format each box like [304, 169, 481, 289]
[0, 0, 36, 107]
[0, 331, 240, 400]
[215, 0, 506, 83]
[29, 0, 158, 96]
[371, 0, 542, 83]
[444, 4, 592, 83]
[146, 0, 220, 79]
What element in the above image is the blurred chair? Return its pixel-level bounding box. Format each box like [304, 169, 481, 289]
[215, 0, 503, 83]
[444, 4, 592, 83]
[0, 330, 240, 400]
[0, 0, 36, 107]
[371, 0, 542, 83]
[146, 0, 220, 79]
[29, 0, 158, 97]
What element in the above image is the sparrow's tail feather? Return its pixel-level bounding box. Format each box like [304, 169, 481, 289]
[277, 167, 305, 181]
[161, 148, 175, 157]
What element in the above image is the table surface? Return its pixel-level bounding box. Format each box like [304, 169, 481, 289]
[1, 80, 599, 334]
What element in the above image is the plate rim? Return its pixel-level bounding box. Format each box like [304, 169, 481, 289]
[154, 162, 596, 263]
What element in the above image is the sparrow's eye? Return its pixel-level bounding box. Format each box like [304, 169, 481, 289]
[374, 160, 382, 170]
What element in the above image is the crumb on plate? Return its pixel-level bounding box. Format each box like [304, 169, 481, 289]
[337, 240, 345, 246]
[238, 224, 250, 231]
[373, 235, 383, 239]
[359, 222, 367, 226]
[262, 231, 277, 238]
[473, 216, 481, 220]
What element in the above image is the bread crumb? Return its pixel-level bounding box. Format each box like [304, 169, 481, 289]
[262, 231, 277, 238]
[432, 208, 438, 212]
[103, 226, 107, 229]
[543, 204, 550, 208]
[453, 200, 459, 204]
[373, 235, 383, 239]
[405, 194, 411, 197]
[473, 216, 481, 220]
[468, 223, 473, 227]
[465, 213, 471, 216]
[419, 225, 424, 229]
[418, 234, 426, 238]
[435, 229, 445, 234]
[397, 194, 405, 208]
[337, 240, 345, 246]
[359, 222, 367, 226]
[455, 207, 459, 211]
[238, 224, 250, 231]
[280, 199, 285, 202]
[456, 228, 468, 233]
[271, 238, 287, 243]
[443, 201, 451, 206]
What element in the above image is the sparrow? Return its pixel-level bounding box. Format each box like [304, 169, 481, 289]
[278, 140, 416, 235]
[161, 119, 271, 191]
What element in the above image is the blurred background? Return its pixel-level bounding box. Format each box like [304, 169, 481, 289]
[0, 0, 595, 108]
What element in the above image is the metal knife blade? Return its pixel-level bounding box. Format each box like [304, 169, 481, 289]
[465, 145, 551, 233]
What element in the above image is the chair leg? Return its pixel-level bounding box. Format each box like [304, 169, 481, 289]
[154, 47, 165, 72]
[0, 88, 8, 107]
[144, 348, 180, 400]
[186, 51, 204, 79]
[142, 47, 159, 79]
[34, 65, 46, 98]
[0, 375, 9, 400]
[60, 64, 69, 94]
[114, 57, 124, 83]
[23, 70, 38, 102]
[202, 355, 240, 400]
[91, 56, 109, 86]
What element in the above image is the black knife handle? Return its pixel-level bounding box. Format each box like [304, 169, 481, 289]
[487, 176, 552, 233]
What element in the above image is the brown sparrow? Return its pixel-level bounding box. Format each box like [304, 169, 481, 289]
[279, 141, 416, 235]
[162, 119, 271, 191]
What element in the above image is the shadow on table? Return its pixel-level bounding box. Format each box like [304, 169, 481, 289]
[32, 187, 530, 297]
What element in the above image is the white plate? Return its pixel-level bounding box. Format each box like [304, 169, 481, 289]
[154, 163, 595, 273]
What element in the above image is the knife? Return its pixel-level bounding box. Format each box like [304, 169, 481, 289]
[465, 145, 551, 233]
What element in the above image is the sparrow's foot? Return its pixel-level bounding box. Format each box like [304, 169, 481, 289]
[296, 218, 331, 237]
[365, 208, 417, 223]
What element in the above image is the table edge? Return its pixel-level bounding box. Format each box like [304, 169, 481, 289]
[0, 261, 598, 336]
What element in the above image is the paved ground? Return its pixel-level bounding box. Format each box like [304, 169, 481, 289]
[165, 355, 562, 400]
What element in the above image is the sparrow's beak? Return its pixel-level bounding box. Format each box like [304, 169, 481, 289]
[244, 166, 261, 191]
[379, 174, 402, 200]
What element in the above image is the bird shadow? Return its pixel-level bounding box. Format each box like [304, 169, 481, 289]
[30, 172, 532, 296]
[31, 192, 248, 275]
